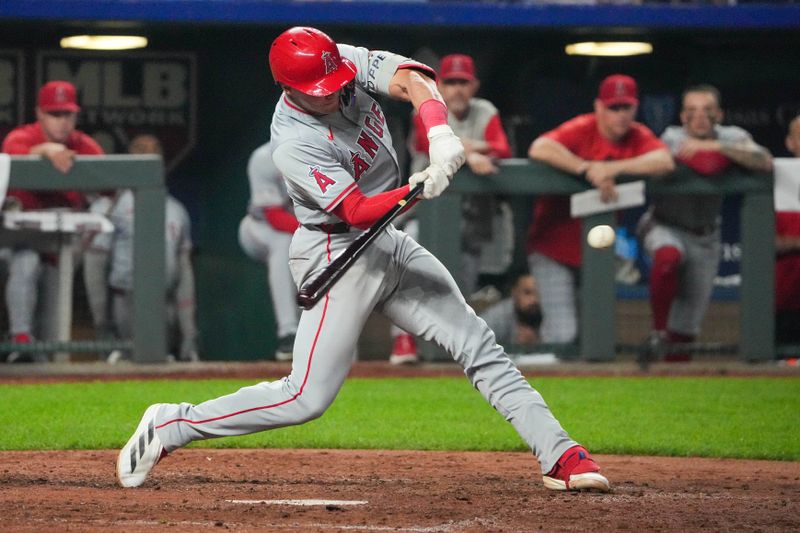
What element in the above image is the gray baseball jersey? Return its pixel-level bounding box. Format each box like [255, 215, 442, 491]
[239, 141, 299, 339]
[654, 124, 752, 230]
[246, 141, 293, 214]
[89, 190, 192, 291]
[151, 44, 576, 474]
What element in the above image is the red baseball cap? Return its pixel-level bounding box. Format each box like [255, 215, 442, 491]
[38, 81, 81, 113]
[598, 74, 638, 106]
[439, 54, 476, 82]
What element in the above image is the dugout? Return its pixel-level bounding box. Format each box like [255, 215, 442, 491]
[0, 1, 797, 362]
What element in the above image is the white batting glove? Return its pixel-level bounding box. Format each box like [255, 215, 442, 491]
[427, 125, 466, 179]
[409, 164, 451, 200]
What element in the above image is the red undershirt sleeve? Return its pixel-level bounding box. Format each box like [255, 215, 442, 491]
[332, 184, 413, 230]
[263, 206, 300, 233]
[483, 115, 512, 159]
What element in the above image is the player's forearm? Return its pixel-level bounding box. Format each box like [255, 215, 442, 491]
[528, 137, 588, 176]
[463, 139, 491, 156]
[606, 149, 675, 179]
[388, 69, 442, 109]
[28, 142, 67, 155]
[486, 139, 511, 159]
[719, 140, 773, 172]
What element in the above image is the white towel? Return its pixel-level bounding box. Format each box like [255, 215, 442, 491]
[570, 180, 645, 218]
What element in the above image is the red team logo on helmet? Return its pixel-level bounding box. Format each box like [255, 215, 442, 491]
[269, 27, 357, 97]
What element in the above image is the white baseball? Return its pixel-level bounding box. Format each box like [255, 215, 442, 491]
[587, 224, 615, 249]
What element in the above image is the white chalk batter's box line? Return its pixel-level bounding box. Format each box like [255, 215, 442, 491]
[226, 499, 368, 506]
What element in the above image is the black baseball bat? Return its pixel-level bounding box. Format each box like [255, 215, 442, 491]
[296, 183, 424, 310]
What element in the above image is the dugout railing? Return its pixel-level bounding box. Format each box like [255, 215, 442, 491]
[1, 155, 167, 363]
[416, 160, 775, 362]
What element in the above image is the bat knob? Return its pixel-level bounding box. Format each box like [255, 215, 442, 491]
[296, 290, 315, 310]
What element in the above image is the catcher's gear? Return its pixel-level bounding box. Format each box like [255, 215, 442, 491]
[269, 27, 357, 97]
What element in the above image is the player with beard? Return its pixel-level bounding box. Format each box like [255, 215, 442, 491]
[479, 272, 542, 353]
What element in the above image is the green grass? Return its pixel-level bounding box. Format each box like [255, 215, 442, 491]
[1, 377, 798, 460]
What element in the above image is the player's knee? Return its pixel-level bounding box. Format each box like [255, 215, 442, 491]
[652, 246, 682, 275]
[295, 401, 329, 423]
[9, 251, 41, 280]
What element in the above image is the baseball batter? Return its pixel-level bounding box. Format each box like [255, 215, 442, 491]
[238, 141, 300, 360]
[117, 27, 609, 493]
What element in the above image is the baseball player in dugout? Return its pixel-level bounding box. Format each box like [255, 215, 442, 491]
[409, 53, 514, 296]
[83, 134, 199, 364]
[478, 272, 543, 353]
[527, 74, 674, 348]
[638, 84, 772, 364]
[238, 141, 300, 361]
[398, 52, 513, 365]
[1, 81, 104, 363]
[117, 26, 610, 493]
[775, 116, 800, 347]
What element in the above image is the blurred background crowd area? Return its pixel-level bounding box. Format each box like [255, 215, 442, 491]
[0, 1, 798, 361]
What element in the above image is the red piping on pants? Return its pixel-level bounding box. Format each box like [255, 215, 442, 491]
[156, 236, 333, 429]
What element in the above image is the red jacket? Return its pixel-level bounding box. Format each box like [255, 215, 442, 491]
[2, 122, 104, 210]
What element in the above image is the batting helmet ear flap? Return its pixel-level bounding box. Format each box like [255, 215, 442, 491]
[339, 81, 356, 108]
[269, 26, 357, 97]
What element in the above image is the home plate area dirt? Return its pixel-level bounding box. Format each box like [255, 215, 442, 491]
[1, 449, 798, 531]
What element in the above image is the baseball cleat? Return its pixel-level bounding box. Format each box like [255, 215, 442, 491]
[636, 330, 666, 372]
[542, 445, 610, 492]
[389, 334, 419, 365]
[117, 403, 168, 487]
[389, 353, 419, 365]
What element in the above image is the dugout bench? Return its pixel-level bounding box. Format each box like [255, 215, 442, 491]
[416, 160, 775, 362]
[2, 155, 167, 363]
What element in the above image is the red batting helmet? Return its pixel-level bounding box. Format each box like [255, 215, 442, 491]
[269, 27, 357, 97]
